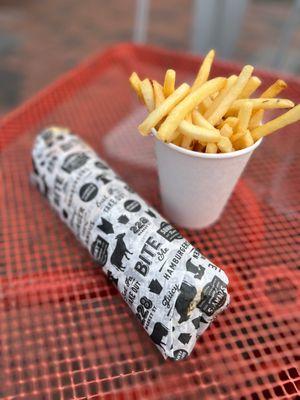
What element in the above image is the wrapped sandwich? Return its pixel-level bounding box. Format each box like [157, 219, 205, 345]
[31, 126, 230, 360]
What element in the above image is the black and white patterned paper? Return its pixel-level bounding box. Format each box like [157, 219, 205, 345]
[31, 127, 230, 360]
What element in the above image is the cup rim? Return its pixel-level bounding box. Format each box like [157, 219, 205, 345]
[153, 129, 263, 159]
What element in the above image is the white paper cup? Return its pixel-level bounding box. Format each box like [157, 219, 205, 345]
[155, 137, 263, 229]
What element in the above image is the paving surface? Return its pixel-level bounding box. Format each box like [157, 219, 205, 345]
[0, 0, 299, 115]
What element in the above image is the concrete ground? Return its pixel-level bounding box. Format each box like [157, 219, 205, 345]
[0, 0, 299, 115]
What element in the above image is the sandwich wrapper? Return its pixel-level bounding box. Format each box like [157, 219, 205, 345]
[31, 126, 230, 360]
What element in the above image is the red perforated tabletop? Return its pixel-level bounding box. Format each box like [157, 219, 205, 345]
[0, 43, 299, 400]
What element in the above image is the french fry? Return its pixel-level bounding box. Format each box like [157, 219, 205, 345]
[207, 66, 254, 125]
[181, 113, 194, 149]
[158, 77, 226, 142]
[230, 130, 247, 143]
[234, 130, 254, 150]
[204, 75, 238, 119]
[198, 103, 206, 114]
[163, 69, 176, 97]
[229, 98, 294, 112]
[192, 109, 217, 131]
[177, 120, 221, 143]
[231, 102, 252, 143]
[172, 133, 183, 146]
[236, 101, 253, 132]
[248, 109, 264, 129]
[224, 110, 238, 118]
[206, 143, 218, 153]
[192, 49, 215, 90]
[249, 79, 288, 128]
[185, 113, 193, 123]
[251, 105, 300, 140]
[202, 96, 213, 109]
[217, 136, 233, 153]
[181, 135, 195, 149]
[260, 79, 287, 98]
[138, 83, 190, 135]
[129, 72, 142, 99]
[140, 79, 155, 112]
[152, 80, 165, 107]
[220, 124, 233, 138]
[218, 116, 238, 129]
[238, 76, 262, 99]
[230, 98, 295, 113]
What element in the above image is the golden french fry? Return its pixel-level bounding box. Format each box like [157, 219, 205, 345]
[230, 130, 247, 142]
[207, 66, 254, 125]
[231, 102, 252, 143]
[185, 113, 192, 123]
[163, 69, 176, 97]
[152, 80, 165, 107]
[129, 72, 142, 99]
[236, 101, 253, 132]
[224, 110, 238, 118]
[234, 130, 254, 150]
[249, 109, 264, 129]
[220, 124, 233, 138]
[218, 116, 238, 129]
[238, 76, 262, 98]
[198, 103, 206, 114]
[181, 135, 195, 149]
[261, 79, 287, 98]
[192, 49, 215, 90]
[217, 136, 233, 153]
[138, 83, 190, 135]
[206, 143, 218, 153]
[204, 75, 238, 119]
[229, 98, 294, 112]
[251, 105, 300, 140]
[202, 96, 213, 109]
[158, 77, 226, 141]
[192, 110, 217, 131]
[177, 120, 221, 143]
[182, 113, 194, 150]
[172, 133, 183, 146]
[249, 79, 288, 128]
[140, 79, 155, 112]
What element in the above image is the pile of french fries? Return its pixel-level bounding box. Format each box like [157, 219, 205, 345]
[129, 50, 300, 153]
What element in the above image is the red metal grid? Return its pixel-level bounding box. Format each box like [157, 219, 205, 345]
[0, 43, 299, 400]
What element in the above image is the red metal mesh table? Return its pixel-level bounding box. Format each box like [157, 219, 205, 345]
[0, 44, 299, 400]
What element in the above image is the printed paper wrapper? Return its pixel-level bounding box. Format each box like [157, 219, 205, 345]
[31, 127, 230, 360]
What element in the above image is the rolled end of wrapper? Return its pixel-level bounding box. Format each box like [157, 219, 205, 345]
[162, 252, 230, 360]
[31, 126, 230, 360]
